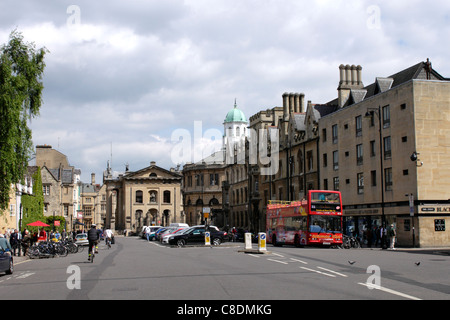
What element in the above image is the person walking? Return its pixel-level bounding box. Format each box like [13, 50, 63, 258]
[0, 234, 12, 252]
[9, 229, 21, 256]
[21, 230, 32, 256]
[389, 224, 397, 250]
[144, 226, 151, 241]
[380, 225, 387, 249]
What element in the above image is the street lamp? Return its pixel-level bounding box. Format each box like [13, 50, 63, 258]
[364, 107, 386, 243]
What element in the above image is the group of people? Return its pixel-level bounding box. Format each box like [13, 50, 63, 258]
[0, 225, 115, 261]
[362, 224, 397, 250]
[0, 229, 34, 256]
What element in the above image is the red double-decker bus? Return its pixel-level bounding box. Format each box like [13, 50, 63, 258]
[266, 190, 343, 247]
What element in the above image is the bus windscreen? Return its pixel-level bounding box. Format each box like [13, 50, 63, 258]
[309, 215, 342, 234]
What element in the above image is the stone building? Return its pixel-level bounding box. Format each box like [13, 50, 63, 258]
[182, 153, 226, 227]
[220, 60, 450, 247]
[35, 145, 81, 231]
[103, 161, 183, 234]
[319, 60, 450, 247]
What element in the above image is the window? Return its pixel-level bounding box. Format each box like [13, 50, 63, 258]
[385, 168, 393, 191]
[356, 144, 363, 165]
[323, 153, 328, 167]
[323, 179, 328, 190]
[357, 173, 364, 194]
[210, 173, 219, 186]
[307, 151, 313, 171]
[370, 140, 376, 157]
[333, 151, 339, 170]
[332, 125, 338, 144]
[43, 185, 50, 195]
[163, 191, 171, 203]
[371, 170, 377, 187]
[195, 174, 204, 186]
[322, 129, 327, 142]
[333, 177, 339, 191]
[355, 116, 362, 136]
[384, 136, 391, 159]
[382, 105, 390, 128]
[135, 190, 143, 203]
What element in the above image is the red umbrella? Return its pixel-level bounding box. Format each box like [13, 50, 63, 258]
[27, 220, 50, 227]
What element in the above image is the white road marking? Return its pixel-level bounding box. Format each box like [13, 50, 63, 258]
[267, 258, 289, 265]
[317, 266, 348, 277]
[300, 267, 336, 277]
[290, 258, 308, 264]
[358, 282, 422, 300]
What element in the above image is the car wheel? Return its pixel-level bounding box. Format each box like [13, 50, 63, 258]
[177, 239, 186, 247]
[212, 238, 221, 246]
[6, 259, 13, 275]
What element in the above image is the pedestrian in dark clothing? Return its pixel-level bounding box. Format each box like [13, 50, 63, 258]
[9, 229, 21, 256]
[21, 230, 32, 256]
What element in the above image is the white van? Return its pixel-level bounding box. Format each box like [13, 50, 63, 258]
[169, 223, 189, 228]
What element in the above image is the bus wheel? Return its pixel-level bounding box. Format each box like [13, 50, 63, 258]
[294, 235, 302, 248]
[272, 235, 282, 247]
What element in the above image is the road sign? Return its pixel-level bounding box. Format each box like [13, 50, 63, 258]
[258, 233, 267, 252]
[205, 231, 211, 245]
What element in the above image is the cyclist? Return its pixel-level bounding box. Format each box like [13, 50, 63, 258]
[104, 228, 114, 247]
[87, 224, 99, 261]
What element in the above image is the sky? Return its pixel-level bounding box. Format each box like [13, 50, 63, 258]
[1, 0, 450, 183]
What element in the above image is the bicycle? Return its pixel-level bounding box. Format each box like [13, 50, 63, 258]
[342, 235, 361, 249]
[88, 241, 97, 263]
[105, 237, 111, 249]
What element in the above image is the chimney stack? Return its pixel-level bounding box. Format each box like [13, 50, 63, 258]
[338, 64, 363, 108]
[91, 173, 95, 185]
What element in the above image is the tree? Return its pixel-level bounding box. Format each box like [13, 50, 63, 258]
[0, 30, 47, 211]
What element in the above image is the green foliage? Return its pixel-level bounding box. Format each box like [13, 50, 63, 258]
[0, 30, 47, 211]
[46, 215, 66, 233]
[21, 167, 44, 230]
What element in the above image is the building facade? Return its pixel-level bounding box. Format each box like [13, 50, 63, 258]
[35, 145, 81, 231]
[103, 161, 183, 234]
[319, 61, 450, 247]
[219, 60, 450, 247]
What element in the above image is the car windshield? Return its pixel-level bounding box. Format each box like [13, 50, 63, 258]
[76, 234, 86, 238]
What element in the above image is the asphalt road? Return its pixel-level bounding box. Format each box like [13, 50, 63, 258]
[1, 236, 449, 302]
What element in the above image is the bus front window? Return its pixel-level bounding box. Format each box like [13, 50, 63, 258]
[310, 216, 342, 234]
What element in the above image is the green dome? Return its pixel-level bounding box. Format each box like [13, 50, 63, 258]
[224, 101, 247, 123]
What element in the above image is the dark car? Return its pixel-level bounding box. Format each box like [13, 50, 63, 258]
[167, 226, 227, 246]
[0, 250, 13, 275]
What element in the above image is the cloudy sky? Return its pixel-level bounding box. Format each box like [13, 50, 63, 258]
[1, 0, 449, 183]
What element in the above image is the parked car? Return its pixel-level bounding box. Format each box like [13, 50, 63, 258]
[154, 227, 170, 241]
[167, 226, 228, 246]
[75, 233, 89, 246]
[168, 223, 189, 228]
[161, 228, 189, 244]
[0, 250, 13, 275]
[157, 227, 179, 242]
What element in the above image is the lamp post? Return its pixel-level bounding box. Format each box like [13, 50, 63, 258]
[365, 107, 386, 238]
